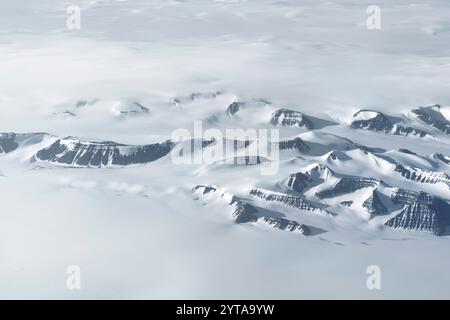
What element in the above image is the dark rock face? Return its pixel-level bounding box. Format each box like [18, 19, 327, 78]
[1, 133, 49, 154]
[52, 99, 97, 117]
[278, 137, 310, 152]
[0, 133, 19, 153]
[250, 188, 333, 215]
[385, 191, 450, 235]
[118, 102, 150, 115]
[434, 153, 450, 164]
[75, 100, 90, 108]
[172, 92, 221, 106]
[33, 138, 174, 167]
[394, 164, 450, 189]
[192, 185, 314, 235]
[226, 99, 271, 116]
[286, 164, 333, 194]
[61, 111, 77, 117]
[351, 110, 429, 137]
[271, 109, 313, 129]
[398, 149, 416, 155]
[362, 190, 387, 217]
[390, 188, 418, 205]
[190, 92, 221, 101]
[193, 185, 257, 223]
[230, 197, 258, 223]
[202, 138, 216, 148]
[351, 110, 392, 131]
[114, 101, 150, 116]
[326, 151, 342, 161]
[226, 102, 243, 116]
[193, 185, 218, 195]
[282, 164, 450, 235]
[231, 197, 311, 236]
[287, 171, 314, 193]
[391, 125, 428, 137]
[411, 105, 450, 134]
[316, 177, 380, 199]
[260, 217, 311, 235]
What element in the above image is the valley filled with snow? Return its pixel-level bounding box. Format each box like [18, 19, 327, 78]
[1, 0, 450, 299]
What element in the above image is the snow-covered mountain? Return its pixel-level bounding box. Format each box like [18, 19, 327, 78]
[31, 137, 173, 167]
[2, 102, 450, 238]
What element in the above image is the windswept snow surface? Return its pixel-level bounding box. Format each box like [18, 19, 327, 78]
[1, 0, 450, 299]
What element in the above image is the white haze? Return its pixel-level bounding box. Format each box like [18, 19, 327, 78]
[1, 0, 450, 299]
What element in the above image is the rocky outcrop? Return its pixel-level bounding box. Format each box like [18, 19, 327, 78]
[230, 197, 258, 223]
[394, 164, 450, 189]
[32, 137, 174, 167]
[433, 153, 450, 165]
[0, 133, 19, 153]
[316, 177, 380, 199]
[250, 188, 333, 215]
[286, 164, 331, 192]
[259, 217, 311, 234]
[226, 99, 271, 116]
[362, 190, 388, 217]
[390, 188, 418, 205]
[286, 171, 315, 193]
[286, 164, 333, 193]
[351, 110, 429, 137]
[193, 185, 219, 195]
[278, 137, 310, 152]
[0, 133, 49, 154]
[172, 92, 221, 107]
[411, 105, 450, 134]
[113, 101, 150, 115]
[340, 201, 353, 207]
[52, 99, 97, 117]
[193, 185, 315, 234]
[271, 109, 313, 129]
[385, 191, 450, 235]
